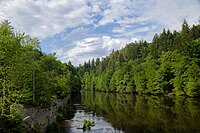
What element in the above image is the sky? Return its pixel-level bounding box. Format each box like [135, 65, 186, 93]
[0, 0, 200, 66]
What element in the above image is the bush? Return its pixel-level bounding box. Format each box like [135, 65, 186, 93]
[0, 103, 25, 133]
[56, 106, 66, 122]
[46, 122, 60, 133]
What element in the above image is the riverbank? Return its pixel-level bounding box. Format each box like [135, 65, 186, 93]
[23, 96, 70, 133]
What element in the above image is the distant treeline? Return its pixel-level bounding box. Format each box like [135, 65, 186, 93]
[78, 20, 200, 97]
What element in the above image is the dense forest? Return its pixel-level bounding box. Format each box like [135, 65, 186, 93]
[0, 19, 200, 132]
[79, 20, 200, 97]
[0, 21, 81, 132]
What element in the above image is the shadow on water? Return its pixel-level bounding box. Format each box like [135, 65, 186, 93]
[61, 92, 200, 133]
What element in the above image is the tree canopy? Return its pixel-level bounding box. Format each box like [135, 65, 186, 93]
[0, 20, 81, 132]
[78, 20, 200, 97]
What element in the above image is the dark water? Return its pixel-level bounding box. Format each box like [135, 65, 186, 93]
[61, 92, 200, 133]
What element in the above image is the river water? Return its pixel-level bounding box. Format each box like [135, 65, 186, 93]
[61, 92, 200, 133]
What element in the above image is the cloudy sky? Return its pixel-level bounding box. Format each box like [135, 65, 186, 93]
[0, 0, 200, 66]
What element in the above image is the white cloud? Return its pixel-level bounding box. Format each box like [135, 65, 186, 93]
[97, 0, 200, 41]
[54, 36, 131, 66]
[98, 0, 135, 26]
[62, 27, 89, 42]
[92, 4, 101, 13]
[112, 24, 158, 41]
[0, 0, 93, 38]
[0, 0, 199, 66]
[0, 0, 199, 40]
[143, 0, 200, 30]
[51, 0, 200, 65]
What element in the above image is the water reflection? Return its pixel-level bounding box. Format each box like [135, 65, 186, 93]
[63, 92, 200, 133]
[62, 104, 122, 133]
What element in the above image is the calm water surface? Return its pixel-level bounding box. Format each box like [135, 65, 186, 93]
[61, 92, 200, 133]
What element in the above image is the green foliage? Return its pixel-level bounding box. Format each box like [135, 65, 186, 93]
[79, 20, 200, 97]
[1, 19, 200, 133]
[56, 106, 66, 122]
[46, 122, 60, 133]
[83, 119, 94, 129]
[0, 103, 25, 133]
[134, 63, 147, 94]
[184, 62, 200, 97]
[142, 55, 158, 93]
[0, 20, 81, 106]
[0, 20, 81, 131]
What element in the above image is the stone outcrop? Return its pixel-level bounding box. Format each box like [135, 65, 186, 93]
[23, 96, 70, 133]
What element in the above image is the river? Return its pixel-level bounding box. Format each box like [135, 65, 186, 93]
[60, 92, 200, 133]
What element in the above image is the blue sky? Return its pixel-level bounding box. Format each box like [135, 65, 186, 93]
[0, 0, 200, 66]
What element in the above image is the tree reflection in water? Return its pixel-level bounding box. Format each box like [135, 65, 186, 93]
[81, 92, 200, 133]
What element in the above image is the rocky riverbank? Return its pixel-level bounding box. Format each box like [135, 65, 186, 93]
[23, 96, 70, 133]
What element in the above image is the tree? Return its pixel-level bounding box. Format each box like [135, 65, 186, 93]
[78, 20, 200, 97]
[184, 61, 200, 97]
[0, 20, 21, 105]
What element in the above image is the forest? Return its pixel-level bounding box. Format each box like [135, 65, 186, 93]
[0, 21, 81, 132]
[79, 20, 200, 97]
[0, 20, 200, 132]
